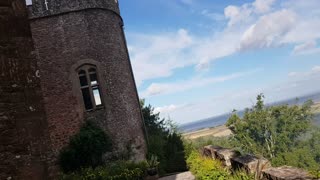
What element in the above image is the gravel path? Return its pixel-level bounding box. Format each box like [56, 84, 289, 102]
[159, 171, 195, 180]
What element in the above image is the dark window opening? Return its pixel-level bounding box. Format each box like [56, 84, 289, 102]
[78, 66, 103, 110]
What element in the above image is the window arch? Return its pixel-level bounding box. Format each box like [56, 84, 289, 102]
[78, 65, 103, 110]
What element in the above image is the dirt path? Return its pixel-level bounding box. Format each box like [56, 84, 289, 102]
[159, 171, 195, 180]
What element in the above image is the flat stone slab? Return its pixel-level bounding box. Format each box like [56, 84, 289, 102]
[231, 154, 271, 174]
[262, 166, 313, 180]
[159, 171, 195, 180]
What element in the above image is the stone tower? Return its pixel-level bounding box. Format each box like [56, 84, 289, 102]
[28, 0, 146, 166]
[0, 0, 51, 179]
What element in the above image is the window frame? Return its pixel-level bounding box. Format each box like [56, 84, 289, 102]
[77, 65, 103, 111]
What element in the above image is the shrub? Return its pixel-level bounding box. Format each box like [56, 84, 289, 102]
[60, 161, 148, 180]
[186, 150, 254, 180]
[141, 100, 187, 174]
[186, 151, 230, 180]
[59, 121, 112, 173]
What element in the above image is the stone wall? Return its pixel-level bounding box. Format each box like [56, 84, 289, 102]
[202, 146, 315, 180]
[29, 0, 146, 162]
[0, 0, 52, 179]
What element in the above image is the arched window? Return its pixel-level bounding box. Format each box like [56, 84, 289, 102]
[78, 66, 102, 110]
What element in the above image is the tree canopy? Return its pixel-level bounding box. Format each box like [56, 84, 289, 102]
[226, 94, 320, 170]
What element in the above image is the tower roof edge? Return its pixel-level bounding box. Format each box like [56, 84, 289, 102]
[29, 0, 120, 19]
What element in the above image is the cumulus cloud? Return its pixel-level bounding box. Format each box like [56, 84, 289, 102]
[129, 28, 241, 86]
[253, 0, 276, 14]
[128, 29, 194, 86]
[128, 0, 320, 86]
[224, 5, 252, 27]
[240, 10, 296, 51]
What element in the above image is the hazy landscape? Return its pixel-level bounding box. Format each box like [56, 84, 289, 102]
[180, 91, 320, 133]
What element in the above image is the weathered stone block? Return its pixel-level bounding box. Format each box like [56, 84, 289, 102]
[202, 145, 223, 159]
[216, 148, 240, 167]
[231, 154, 271, 174]
[262, 166, 313, 180]
[203, 146, 241, 167]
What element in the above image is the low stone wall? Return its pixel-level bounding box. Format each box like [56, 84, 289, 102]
[202, 146, 315, 180]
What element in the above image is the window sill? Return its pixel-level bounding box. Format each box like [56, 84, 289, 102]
[86, 106, 104, 112]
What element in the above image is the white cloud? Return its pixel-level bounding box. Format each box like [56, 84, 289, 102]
[253, 0, 276, 14]
[293, 40, 320, 55]
[240, 9, 296, 51]
[129, 28, 242, 86]
[142, 69, 260, 97]
[224, 5, 252, 27]
[128, 0, 320, 86]
[155, 104, 178, 114]
[128, 29, 194, 86]
[312, 66, 320, 73]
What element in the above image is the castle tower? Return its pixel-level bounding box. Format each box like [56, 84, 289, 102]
[0, 0, 51, 179]
[28, 0, 146, 162]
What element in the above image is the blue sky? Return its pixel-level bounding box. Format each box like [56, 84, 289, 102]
[120, 0, 320, 124]
[26, 0, 320, 124]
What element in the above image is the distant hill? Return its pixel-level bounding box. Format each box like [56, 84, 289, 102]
[179, 92, 320, 133]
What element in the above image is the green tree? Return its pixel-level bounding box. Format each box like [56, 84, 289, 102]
[140, 99, 187, 174]
[226, 94, 315, 169]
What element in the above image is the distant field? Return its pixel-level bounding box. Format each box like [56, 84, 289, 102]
[182, 125, 232, 140]
[312, 102, 320, 114]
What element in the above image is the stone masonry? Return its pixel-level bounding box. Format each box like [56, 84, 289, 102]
[0, 0, 52, 179]
[202, 146, 314, 180]
[28, 0, 146, 162]
[1, 0, 147, 179]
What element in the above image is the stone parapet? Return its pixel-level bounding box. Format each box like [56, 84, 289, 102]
[202, 145, 316, 180]
[231, 154, 271, 174]
[262, 166, 314, 180]
[203, 145, 241, 167]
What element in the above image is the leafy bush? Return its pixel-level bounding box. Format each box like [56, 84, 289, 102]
[186, 151, 230, 180]
[60, 161, 147, 180]
[141, 100, 187, 174]
[186, 150, 253, 180]
[59, 121, 112, 173]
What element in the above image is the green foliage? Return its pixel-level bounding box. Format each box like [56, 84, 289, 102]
[60, 161, 147, 180]
[59, 121, 112, 173]
[186, 151, 253, 180]
[227, 94, 312, 158]
[226, 94, 320, 171]
[141, 99, 187, 174]
[146, 155, 160, 168]
[186, 151, 230, 180]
